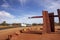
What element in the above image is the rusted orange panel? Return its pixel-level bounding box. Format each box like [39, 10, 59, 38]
[42, 11, 51, 33]
[49, 13, 55, 32]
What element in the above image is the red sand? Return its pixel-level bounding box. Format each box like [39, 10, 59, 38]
[10, 33, 60, 40]
[0, 28, 21, 40]
[9, 28, 60, 40]
[0, 26, 60, 40]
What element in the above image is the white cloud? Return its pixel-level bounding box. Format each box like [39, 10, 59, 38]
[45, 1, 60, 10]
[0, 11, 42, 24]
[42, 0, 60, 23]
[43, 0, 60, 15]
[9, 0, 60, 23]
[19, 0, 27, 3]
[0, 0, 59, 24]
[0, 11, 15, 18]
[34, 0, 60, 15]
[32, 0, 59, 23]
[19, 0, 26, 6]
[3, 14, 43, 24]
[1, 0, 10, 8]
[34, 0, 60, 10]
[48, 3, 60, 9]
[13, 14, 43, 24]
[1, 3, 10, 8]
[19, 0, 29, 7]
[0, 11, 15, 23]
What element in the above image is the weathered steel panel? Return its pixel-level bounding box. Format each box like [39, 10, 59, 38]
[49, 13, 55, 32]
[42, 11, 51, 33]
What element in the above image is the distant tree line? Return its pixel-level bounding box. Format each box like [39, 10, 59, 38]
[32, 23, 43, 26]
[32, 22, 60, 26]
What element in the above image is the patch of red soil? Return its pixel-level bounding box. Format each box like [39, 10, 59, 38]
[9, 32, 60, 40]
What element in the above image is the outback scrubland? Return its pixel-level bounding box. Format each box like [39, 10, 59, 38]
[0, 25, 60, 40]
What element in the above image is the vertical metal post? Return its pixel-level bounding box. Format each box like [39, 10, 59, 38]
[43, 11, 51, 33]
[49, 13, 55, 32]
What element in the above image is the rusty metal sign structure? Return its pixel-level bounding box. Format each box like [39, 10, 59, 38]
[29, 9, 60, 33]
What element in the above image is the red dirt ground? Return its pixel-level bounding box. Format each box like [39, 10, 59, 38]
[0, 26, 60, 40]
[9, 33, 60, 40]
[8, 29, 60, 40]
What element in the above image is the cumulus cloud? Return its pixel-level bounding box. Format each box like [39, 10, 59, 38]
[0, 0, 59, 24]
[0, 11, 15, 23]
[1, 0, 10, 8]
[3, 14, 43, 24]
[34, 0, 60, 15]
[1, 3, 10, 8]
[48, 3, 60, 9]
[19, 0, 29, 7]
[44, 0, 60, 9]
[39, 0, 60, 23]
[43, 0, 60, 15]
[14, 14, 43, 24]
[19, 0, 26, 6]
[0, 11, 15, 18]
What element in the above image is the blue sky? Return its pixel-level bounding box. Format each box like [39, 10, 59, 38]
[0, 0, 60, 24]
